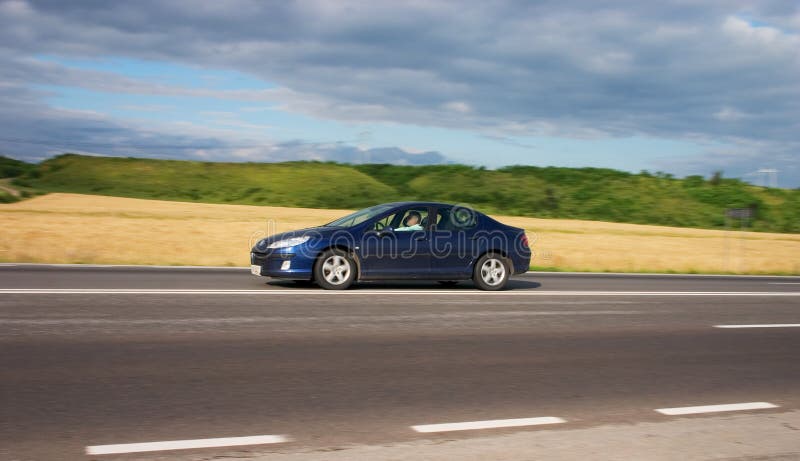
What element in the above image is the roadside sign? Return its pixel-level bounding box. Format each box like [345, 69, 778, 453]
[725, 208, 754, 219]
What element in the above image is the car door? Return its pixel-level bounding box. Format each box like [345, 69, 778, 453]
[358, 206, 432, 279]
[429, 206, 479, 278]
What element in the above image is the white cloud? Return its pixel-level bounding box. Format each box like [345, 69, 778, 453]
[722, 15, 800, 55]
[713, 106, 747, 122]
[118, 104, 175, 112]
[0, 0, 32, 16]
[585, 51, 634, 74]
[0, 0, 798, 183]
[442, 101, 472, 113]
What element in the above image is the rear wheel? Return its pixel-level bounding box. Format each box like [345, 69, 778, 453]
[472, 253, 509, 291]
[314, 249, 356, 290]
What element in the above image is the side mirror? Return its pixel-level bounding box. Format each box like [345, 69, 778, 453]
[379, 226, 394, 236]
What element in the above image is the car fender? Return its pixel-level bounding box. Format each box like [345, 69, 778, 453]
[314, 244, 364, 281]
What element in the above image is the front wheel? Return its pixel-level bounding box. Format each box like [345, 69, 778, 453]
[472, 253, 510, 291]
[314, 249, 356, 290]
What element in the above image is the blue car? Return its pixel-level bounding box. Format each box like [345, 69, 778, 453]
[250, 202, 531, 290]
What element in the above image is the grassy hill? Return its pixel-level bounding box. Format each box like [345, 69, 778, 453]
[7, 153, 800, 233]
[8, 154, 396, 209]
[0, 155, 37, 203]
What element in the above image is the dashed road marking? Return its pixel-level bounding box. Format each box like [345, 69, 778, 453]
[411, 416, 566, 433]
[85, 434, 290, 455]
[655, 402, 778, 416]
[714, 324, 800, 329]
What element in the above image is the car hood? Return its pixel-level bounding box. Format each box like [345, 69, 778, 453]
[251, 226, 339, 252]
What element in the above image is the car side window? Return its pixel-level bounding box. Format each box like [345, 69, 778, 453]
[395, 208, 428, 231]
[372, 212, 398, 231]
[436, 207, 477, 231]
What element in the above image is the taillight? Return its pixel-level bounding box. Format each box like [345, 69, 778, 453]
[520, 234, 529, 248]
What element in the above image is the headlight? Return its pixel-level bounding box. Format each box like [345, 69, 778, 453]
[267, 236, 311, 249]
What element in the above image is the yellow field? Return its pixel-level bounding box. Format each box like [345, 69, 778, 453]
[1, 193, 799, 274]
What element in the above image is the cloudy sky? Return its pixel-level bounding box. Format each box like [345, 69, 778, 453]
[0, 0, 798, 185]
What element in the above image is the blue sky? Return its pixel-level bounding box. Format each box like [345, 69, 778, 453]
[0, 1, 798, 185]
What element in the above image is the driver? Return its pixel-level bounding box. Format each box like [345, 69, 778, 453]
[395, 211, 423, 231]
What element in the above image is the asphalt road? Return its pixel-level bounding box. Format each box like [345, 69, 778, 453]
[1, 264, 799, 460]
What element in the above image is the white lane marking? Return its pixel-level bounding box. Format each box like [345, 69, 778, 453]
[412, 416, 566, 433]
[0, 289, 799, 296]
[714, 324, 800, 329]
[6, 263, 800, 279]
[0, 263, 248, 270]
[0, 311, 646, 326]
[524, 271, 800, 279]
[85, 434, 289, 455]
[655, 402, 778, 416]
[768, 282, 800, 285]
[436, 300, 647, 305]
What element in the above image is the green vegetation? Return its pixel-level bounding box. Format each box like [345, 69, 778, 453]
[0, 155, 34, 178]
[10, 153, 800, 233]
[0, 155, 46, 202]
[0, 189, 17, 203]
[0, 155, 38, 203]
[13, 154, 395, 209]
[354, 163, 800, 232]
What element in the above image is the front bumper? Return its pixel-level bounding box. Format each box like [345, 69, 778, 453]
[251, 250, 313, 280]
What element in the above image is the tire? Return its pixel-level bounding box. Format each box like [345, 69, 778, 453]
[314, 248, 356, 290]
[472, 253, 510, 291]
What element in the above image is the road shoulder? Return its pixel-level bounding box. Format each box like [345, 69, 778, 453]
[250, 410, 800, 461]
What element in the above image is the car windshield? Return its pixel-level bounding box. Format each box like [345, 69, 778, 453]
[324, 204, 396, 228]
